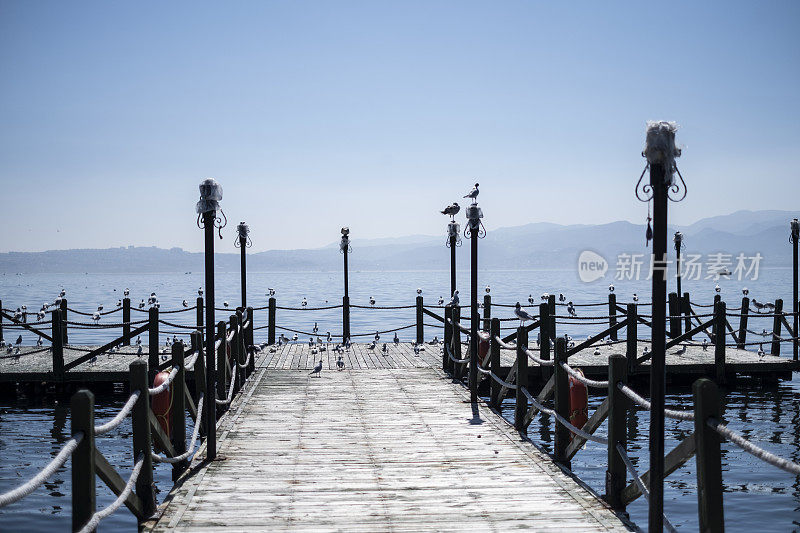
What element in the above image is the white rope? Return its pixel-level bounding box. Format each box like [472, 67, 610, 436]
[617, 383, 695, 421]
[525, 347, 554, 366]
[444, 342, 470, 364]
[237, 350, 253, 369]
[561, 363, 608, 388]
[95, 391, 140, 435]
[184, 351, 199, 372]
[447, 318, 471, 334]
[616, 444, 679, 533]
[214, 338, 222, 351]
[477, 363, 517, 389]
[708, 418, 800, 475]
[522, 387, 608, 445]
[148, 366, 179, 395]
[153, 394, 205, 463]
[494, 335, 516, 350]
[215, 372, 237, 405]
[76, 456, 144, 533]
[0, 433, 83, 507]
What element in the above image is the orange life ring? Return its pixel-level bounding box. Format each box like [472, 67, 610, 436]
[151, 371, 173, 445]
[568, 369, 588, 441]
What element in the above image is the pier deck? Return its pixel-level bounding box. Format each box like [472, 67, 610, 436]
[146, 361, 631, 532]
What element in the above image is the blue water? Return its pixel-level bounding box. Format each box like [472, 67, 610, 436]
[0, 269, 798, 531]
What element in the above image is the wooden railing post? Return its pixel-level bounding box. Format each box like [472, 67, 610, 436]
[483, 294, 491, 332]
[60, 298, 68, 344]
[693, 378, 724, 533]
[453, 306, 462, 378]
[130, 360, 156, 518]
[489, 318, 501, 408]
[342, 295, 350, 342]
[668, 292, 681, 338]
[171, 342, 187, 480]
[231, 312, 242, 394]
[190, 330, 206, 436]
[216, 321, 227, 412]
[71, 389, 95, 532]
[714, 301, 727, 385]
[771, 298, 784, 356]
[148, 307, 159, 386]
[52, 309, 64, 379]
[738, 296, 749, 350]
[682, 292, 692, 339]
[514, 327, 528, 430]
[196, 296, 204, 333]
[416, 296, 424, 345]
[626, 304, 637, 374]
[443, 306, 452, 373]
[0, 298, 3, 344]
[608, 293, 618, 341]
[267, 297, 276, 345]
[553, 337, 570, 468]
[711, 294, 721, 339]
[246, 307, 255, 376]
[539, 303, 551, 381]
[122, 297, 131, 345]
[605, 354, 627, 511]
[548, 294, 556, 341]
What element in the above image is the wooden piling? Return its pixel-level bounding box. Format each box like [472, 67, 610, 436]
[771, 299, 783, 356]
[148, 307, 159, 385]
[0, 299, 3, 344]
[539, 303, 551, 381]
[443, 306, 452, 373]
[626, 304, 637, 373]
[668, 292, 681, 338]
[190, 330, 206, 436]
[416, 296, 424, 345]
[130, 360, 156, 518]
[453, 306, 462, 378]
[171, 342, 187, 480]
[608, 293, 618, 341]
[52, 309, 64, 379]
[196, 296, 204, 332]
[490, 318, 501, 408]
[483, 294, 491, 332]
[268, 297, 276, 345]
[693, 378, 724, 533]
[554, 337, 570, 468]
[231, 313, 241, 395]
[714, 301, 727, 385]
[342, 296, 350, 341]
[123, 298, 131, 345]
[514, 327, 528, 431]
[71, 389, 95, 532]
[738, 297, 749, 350]
[548, 294, 556, 341]
[217, 321, 227, 410]
[683, 292, 692, 339]
[60, 298, 68, 344]
[246, 307, 255, 375]
[605, 354, 627, 511]
[711, 294, 721, 340]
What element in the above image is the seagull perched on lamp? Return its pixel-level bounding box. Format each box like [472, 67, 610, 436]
[463, 183, 479, 203]
[441, 203, 460, 219]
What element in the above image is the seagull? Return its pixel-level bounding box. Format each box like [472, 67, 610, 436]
[59, 289, 66, 298]
[438, 296, 444, 306]
[446, 291, 460, 307]
[173, 335, 178, 345]
[308, 337, 314, 347]
[514, 302, 535, 326]
[609, 283, 615, 293]
[6, 344, 12, 354]
[375, 331, 380, 342]
[279, 334, 290, 344]
[15, 335, 23, 348]
[292, 334, 298, 342]
[337, 355, 345, 370]
[326, 332, 332, 343]
[567, 302, 576, 317]
[463, 183, 479, 203]
[166, 336, 172, 348]
[594, 347, 601, 356]
[675, 344, 687, 355]
[124, 288, 130, 297]
[268, 288, 275, 297]
[430, 336, 439, 345]
[301, 297, 307, 308]
[223, 301, 229, 308]
[441, 202, 460, 218]
[541, 293, 549, 301]
[313, 322, 319, 334]
[702, 339, 708, 351]
[12, 308, 22, 322]
[135, 336, 141, 346]
[528, 294, 535, 305]
[633, 294, 639, 303]
[382, 343, 388, 354]
[368, 340, 376, 350]
[309, 359, 323, 378]
[369, 296, 376, 306]
[36, 311, 45, 321]
[183, 300, 188, 307]
[643, 346, 649, 357]
[137, 345, 143, 356]
[742, 287, 749, 296]
[92, 312, 100, 323]
[559, 293, 566, 303]
[36, 336, 43, 347]
[90, 354, 97, 366]
[97, 305, 104, 312]
[139, 299, 146, 309]
[417, 288, 423, 296]
[413, 344, 420, 355]
[715, 284, 721, 294]
[758, 347, 766, 358]
[393, 332, 399, 344]
[485, 285, 491, 294]
[198, 287, 204, 297]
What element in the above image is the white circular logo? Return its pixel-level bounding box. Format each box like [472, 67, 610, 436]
[578, 250, 608, 283]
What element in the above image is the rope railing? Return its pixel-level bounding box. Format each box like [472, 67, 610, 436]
[616, 444, 679, 533]
[148, 366, 179, 396]
[707, 418, 800, 475]
[560, 362, 607, 388]
[524, 347, 554, 366]
[493, 335, 516, 350]
[153, 394, 205, 464]
[215, 370, 237, 405]
[274, 304, 343, 311]
[94, 391, 140, 435]
[65, 319, 149, 328]
[158, 319, 198, 330]
[521, 386, 608, 445]
[67, 307, 123, 317]
[76, 456, 144, 533]
[130, 305, 195, 314]
[0, 433, 83, 508]
[350, 303, 417, 310]
[617, 383, 694, 421]
[475, 360, 517, 389]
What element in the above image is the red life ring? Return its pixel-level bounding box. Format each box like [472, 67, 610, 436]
[151, 371, 173, 445]
[569, 369, 589, 441]
[478, 331, 490, 367]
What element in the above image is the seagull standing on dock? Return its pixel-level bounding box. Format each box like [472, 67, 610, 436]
[514, 302, 535, 327]
[309, 359, 323, 378]
[393, 332, 399, 344]
[441, 203, 460, 219]
[337, 355, 345, 370]
[36, 336, 43, 347]
[15, 335, 23, 349]
[702, 339, 708, 351]
[675, 344, 687, 355]
[446, 291, 459, 307]
[463, 183, 479, 203]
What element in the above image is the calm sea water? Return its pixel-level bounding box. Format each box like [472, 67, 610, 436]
[0, 268, 798, 531]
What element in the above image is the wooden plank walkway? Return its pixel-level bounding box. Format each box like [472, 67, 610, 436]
[146, 363, 631, 532]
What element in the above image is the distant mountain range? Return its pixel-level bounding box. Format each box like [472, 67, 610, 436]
[0, 210, 796, 273]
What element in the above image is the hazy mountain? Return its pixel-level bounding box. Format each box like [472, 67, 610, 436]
[0, 210, 795, 273]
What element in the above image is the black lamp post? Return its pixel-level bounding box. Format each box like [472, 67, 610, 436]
[340, 228, 351, 341]
[636, 121, 686, 532]
[196, 178, 226, 460]
[465, 200, 484, 403]
[446, 221, 460, 299]
[791, 218, 799, 361]
[235, 222, 252, 309]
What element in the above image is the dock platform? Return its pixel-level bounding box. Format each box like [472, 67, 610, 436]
[146, 360, 631, 532]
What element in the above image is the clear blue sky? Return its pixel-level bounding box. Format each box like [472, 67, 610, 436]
[1, 1, 798, 253]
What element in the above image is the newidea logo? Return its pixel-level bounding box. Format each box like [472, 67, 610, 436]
[578, 250, 608, 283]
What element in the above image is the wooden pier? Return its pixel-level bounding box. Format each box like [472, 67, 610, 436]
[145, 357, 632, 532]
